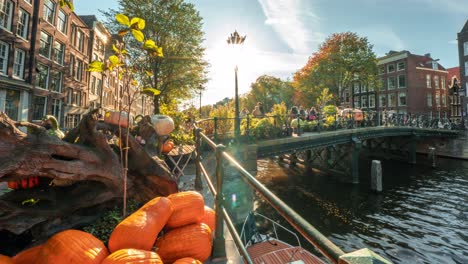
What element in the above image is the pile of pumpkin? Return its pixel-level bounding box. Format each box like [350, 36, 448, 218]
[0, 191, 216, 264]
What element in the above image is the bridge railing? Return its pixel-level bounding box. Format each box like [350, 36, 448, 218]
[197, 111, 464, 142]
[193, 124, 348, 263]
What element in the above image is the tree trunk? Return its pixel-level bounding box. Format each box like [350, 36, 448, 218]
[0, 110, 177, 248]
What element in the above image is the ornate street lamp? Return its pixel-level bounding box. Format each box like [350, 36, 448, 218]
[227, 30, 246, 139]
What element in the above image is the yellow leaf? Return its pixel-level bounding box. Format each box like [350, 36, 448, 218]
[115, 14, 130, 26]
[130, 17, 145, 30]
[145, 71, 153, 77]
[112, 44, 119, 53]
[142, 88, 161, 96]
[157, 47, 164, 57]
[109, 55, 119, 66]
[131, 29, 145, 42]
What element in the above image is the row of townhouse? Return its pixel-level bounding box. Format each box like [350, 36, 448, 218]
[0, 0, 153, 129]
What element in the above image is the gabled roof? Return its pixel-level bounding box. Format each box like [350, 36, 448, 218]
[461, 19, 468, 33]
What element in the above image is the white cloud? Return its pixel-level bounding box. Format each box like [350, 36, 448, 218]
[257, 0, 324, 53]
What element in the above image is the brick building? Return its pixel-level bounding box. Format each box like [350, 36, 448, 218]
[457, 19, 468, 118]
[376, 51, 449, 119]
[447, 67, 462, 120]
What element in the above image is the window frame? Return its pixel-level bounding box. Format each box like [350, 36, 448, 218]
[388, 93, 396, 107]
[434, 76, 439, 89]
[42, 0, 56, 25]
[361, 95, 368, 108]
[53, 41, 64, 65]
[398, 75, 406, 88]
[464, 42, 468, 56]
[427, 93, 433, 107]
[16, 9, 30, 40]
[398, 92, 406, 106]
[57, 9, 67, 34]
[0, 40, 9, 75]
[379, 94, 386, 108]
[13, 48, 26, 79]
[397, 61, 405, 71]
[426, 74, 432, 88]
[387, 64, 395, 73]
[35, 63, 49, 89]
[32, 95, 47, 120]
[388, 77, 396, 90]
[0, 0, 13, 31]
[49, 71, 62, 93]
[369, 94, 375, 108]
[39, 31, 53, 59]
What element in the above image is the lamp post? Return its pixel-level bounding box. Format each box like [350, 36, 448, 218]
[227, 30, 246, 139]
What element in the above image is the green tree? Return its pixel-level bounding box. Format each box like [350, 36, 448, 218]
[245, 75, 294, 113]
[316, 87, 334, 110]
[293, 32, 378, 105]
[102, 0, 209, 114]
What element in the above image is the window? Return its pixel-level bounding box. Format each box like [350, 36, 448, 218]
[362, 84, 367, 93]
[387, 64, 395, 73]
[76, 30, 84, 51]
[69, 55, 75, 76]
[57, 10, 67, 34]
[398, 92, 406, 106]
[464, 42, 468, 56]
[465, 62, 468, 76]
[35, 63, 49, 89]
[90, 76, 96, 94]
[379, 66, 385, 75]
[388, 77, 396, 90]
[53, 41, 64, 64]
[441, 76, 446, 90]
[442, 94, 446, 107]
[67, 88, 72, 104]
[5, 89, 20, 120]
[51, 98, 61, 119]
[397, 61, 405, 71]
[39, 31, 52, 58]
[13, 49, 25, 79]
[73, 91, 81, 106]
[361, 96, 367, 108]
[427, 93, 432, 107]
[398, 75, 406, 88]
[379, 94, 386, 108]
[0, 0, 13, 31]
[434, 76, 439, 89]
[369, 95, 375, 108]
[75, 60, 83, 81]
[16, 9, 29, 39]
[353, 82, 360, 94]
[354, 96, 360, 108]
[50, 71, 62, 92]
[379, 79, 385, 90]
[426, 74, 431, 88]
[32, 96, 47, 120]
[0, 40, 9, 75]
[43, 0, 56, 24]
[65, 114, 80, 129]
[368, 85, 374, 92]
[97, 79, 102, 96]
[435, 93, 440, 107]
[388, 93, 396, 107]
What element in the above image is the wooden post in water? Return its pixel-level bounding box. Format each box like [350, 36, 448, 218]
[428, 147, 436, 167]
[371, 160, 382, 192]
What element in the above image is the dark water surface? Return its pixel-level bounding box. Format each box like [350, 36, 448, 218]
[254, 157, 468, 264]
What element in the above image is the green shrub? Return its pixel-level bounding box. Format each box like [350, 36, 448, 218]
[250, 118, 281, 140]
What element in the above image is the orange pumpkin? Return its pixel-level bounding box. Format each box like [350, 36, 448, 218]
[173, 257, 203, 264]
[166, 191, 204, 229]
[108, 196, 173, 252]
[12, 244, 42, 264]
[199, 206, 216, 233]
[0, 255, 13, 264]
[162, 140, 175, 153]
[35, 229, 108, 264]
[156, 223, 212, 263]
[101, 249, 163, 264]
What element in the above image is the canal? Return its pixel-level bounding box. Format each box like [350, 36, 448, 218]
[253, 156, 468, 263]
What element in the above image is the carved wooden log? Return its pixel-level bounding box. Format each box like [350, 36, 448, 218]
[0, 110, 177, 246]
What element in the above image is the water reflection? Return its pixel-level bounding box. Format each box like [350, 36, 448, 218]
[254, 157, 468, 264]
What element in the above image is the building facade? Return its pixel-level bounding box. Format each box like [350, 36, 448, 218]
[0, 0, 153, 128]
[376, 51, 449, 119]
[447, 66, 462, 121]
[457, 19, 468, 118]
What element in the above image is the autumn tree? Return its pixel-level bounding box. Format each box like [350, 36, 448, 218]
[293, 32, 379, 106]
[245, 75, 294, 113]
[102, 0, 209, 114]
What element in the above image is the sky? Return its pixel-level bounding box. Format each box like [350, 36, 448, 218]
[74, 0, 468, 106]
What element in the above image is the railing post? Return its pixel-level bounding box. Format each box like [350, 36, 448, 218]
[246, 114, 250, 138]
[212, 144, 226, 259]
[214, 117, 218, 142]
[194, 128, 203, 191]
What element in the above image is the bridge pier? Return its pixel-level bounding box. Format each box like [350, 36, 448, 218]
[352, 138, 362, 184]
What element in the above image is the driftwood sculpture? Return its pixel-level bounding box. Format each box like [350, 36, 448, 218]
[0, 110, 177, 248]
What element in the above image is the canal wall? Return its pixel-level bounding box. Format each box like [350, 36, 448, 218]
[417, 131, 468, 160]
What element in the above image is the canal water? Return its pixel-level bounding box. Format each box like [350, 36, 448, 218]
[253, 157, 468, 263]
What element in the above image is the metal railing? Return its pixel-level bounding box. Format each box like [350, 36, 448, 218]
[197, 112, 464, 142]
[192, 125, 346, 263]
